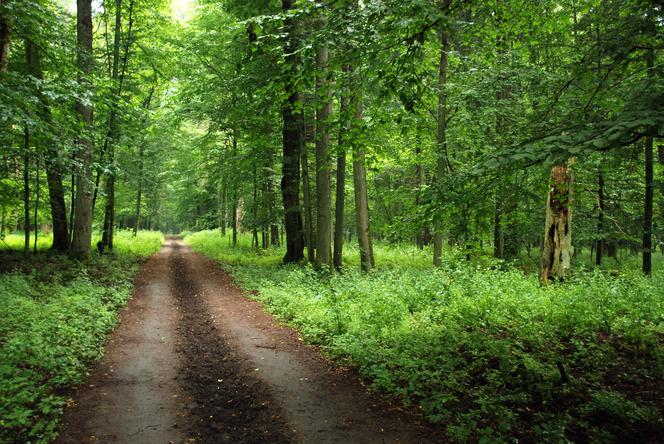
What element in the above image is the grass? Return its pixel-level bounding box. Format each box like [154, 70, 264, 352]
[0, 229, 164, 257]
[0, 230, 164, 443]
[186, 229, 664, 443]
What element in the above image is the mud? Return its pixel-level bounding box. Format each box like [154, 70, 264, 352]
[56, 238, 439, 443]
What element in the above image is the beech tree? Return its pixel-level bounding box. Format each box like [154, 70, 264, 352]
[69, 0, 94, 259]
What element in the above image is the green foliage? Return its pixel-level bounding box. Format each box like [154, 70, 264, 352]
[0, 231, 162, 443]
[0, 230, 164, 257]
[94, 230, 164, 258]
[187, 230, 664, 442]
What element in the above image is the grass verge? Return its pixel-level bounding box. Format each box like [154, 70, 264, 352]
[0, 231, 164, 443]
[186, 230, 664, 443]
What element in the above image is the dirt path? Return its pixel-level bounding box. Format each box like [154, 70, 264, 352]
[57, 238, 437, 443]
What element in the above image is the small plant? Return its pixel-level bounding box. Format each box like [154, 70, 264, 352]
[0, 231, 161, 443]
[186, 230, 664, 443]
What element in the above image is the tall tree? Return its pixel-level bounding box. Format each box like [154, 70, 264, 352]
[22, 126, 29, 256]
[433, 27, 449, 268]
[280, 0, 304, 263]
[352, 98, 373, 272]
[315, 42, 333, 268]
[25, 40, 69, 252]
[333, 65, 350, 270]
[69, 0, 95, 259]
[102, 0, 135, 251]
[642, 47, 654, 276]
[0, 0, 10, 75]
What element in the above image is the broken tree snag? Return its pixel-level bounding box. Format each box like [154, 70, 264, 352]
[540, 161, 574, 284]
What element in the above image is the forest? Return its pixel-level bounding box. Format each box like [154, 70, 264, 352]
[0, 0, 663, 442]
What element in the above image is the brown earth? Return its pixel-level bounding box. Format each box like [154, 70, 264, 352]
[56, 238, 440, 443]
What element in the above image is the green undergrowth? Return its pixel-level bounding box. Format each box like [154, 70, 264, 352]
[186, 230, 664, 443]
[0, 230, 163, 443]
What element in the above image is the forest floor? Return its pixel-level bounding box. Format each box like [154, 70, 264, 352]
[55, 237, 435, 444]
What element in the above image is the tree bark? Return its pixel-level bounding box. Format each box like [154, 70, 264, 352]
[315, 44, 333, 268]
[252, 164, 259, 249]
[68, 158, 75, 244]
[333, 65, 350, 270]
[232, 132, 238, 246]
[503, 200, 519, 258]
[23, 126, 30, 256]
[596, 172, 604, 266]
[280, 0, 304, 263]
[642, 48, 654, 276]
[433, 29, 449, 268]
[0, 0, 10, 75]
[26, 40, 70, 252]
[302, 120, 315, 262]
[493, 198, 503, 258]
[352, 100, 374, 272]
[267, 154, 280, 247]
[540, 162, 574, 283]
[102, 0, 134, 250]
[69, 0, 95, 260]
[33, 158, 40, 254]
[134, 138, 145, 236]
[132, 84, 156, 237]
[220, 155, 227, 236]
[1, 154, 8, 237]
[415, 141, 428, 249]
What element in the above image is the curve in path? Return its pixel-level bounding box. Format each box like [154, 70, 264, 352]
[57, 238, 438, 444]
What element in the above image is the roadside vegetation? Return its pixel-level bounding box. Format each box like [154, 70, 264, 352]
[187, 230, 664, 443]
[0, 231, 163, 443]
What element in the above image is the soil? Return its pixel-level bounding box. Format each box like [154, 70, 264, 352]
[56, 238, 439, 443]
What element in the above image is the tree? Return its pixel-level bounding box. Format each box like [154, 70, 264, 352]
[315, 39, 333, 268]
[540, 161, 574, 283]
[280, 0, 305, 263]
[25, 40, 69, 252]
[69, 0, 95, 259]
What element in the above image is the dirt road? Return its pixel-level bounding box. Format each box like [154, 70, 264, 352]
[57, 238, 436, 443]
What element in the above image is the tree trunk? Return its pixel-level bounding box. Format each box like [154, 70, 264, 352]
[596, 172, 604, 266]
[540, 162, 574, 283]
[232, 196, 238, 246]
[232, 133, 238, 247]
[68, 159, 75, 244]
[333, 65, 350, 270]
[26, 40, 70, 252]
[132, 83, 156, 238]
[102, 0, 134, 250]
[415, 142, 426, 249]
[134, 139, 145, 236]
[260, 162, 269, 249]
[220, 168, 227, 236]
[352, 101, 374, 272]
[270, 223, 280, 247]
[302, 117, 315, 263]
[1, 155, 8, 237]
[268, 155, 280, 247]
[33, 158, 40, 254]
[70, 0, 95, 260]
[0, 0, 10, 75]
[252, 164, 259, 249]
[23, 126, 30, 256]
[315, 45, 333, 268]
[493, 197, 503, 258]
[433, 30, 449, 268]
[503, 201, 519, 258]
[642, 48, 654, 276]
[280, 0, 304, 263]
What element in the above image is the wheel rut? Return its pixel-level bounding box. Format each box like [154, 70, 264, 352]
[169, 241, 291, 443]
[57, 237, 438, 443]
